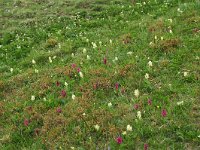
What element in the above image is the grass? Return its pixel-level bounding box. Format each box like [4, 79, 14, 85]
[0, 0, 200, 149]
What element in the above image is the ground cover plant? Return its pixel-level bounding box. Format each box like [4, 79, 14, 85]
[0, 0, 200, 149]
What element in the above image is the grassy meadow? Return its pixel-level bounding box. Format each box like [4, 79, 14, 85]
[0, 0, 200, 149]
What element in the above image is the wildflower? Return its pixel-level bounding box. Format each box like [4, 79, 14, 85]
[71, 53, 75, 57]
[10, 68, 13, 73]
[161, 36, 164, 40]
[53, 56, 56, 59]
[71, 63, 76, 69]
[134, 104, 139, 110]
[162, 109, 167, 117]
[43, 97, 47, 101]
[34, 69, 39, 73]
[148, 99, 152, 105]
[110, 39, 112, 44]
[31, 95, 35, 101]
[79, 71, 84, 78]
[127, 51, 133, 55]
[94, 124, 100, 131]
[32, 59, 36, 64]
[24, 119, 29, 126]
[134, 89, 140, 98]
[64, 82, 68, 87]
[168, 19, 173, 23]
[108, 102, 112, 107]
[77, 68, 81, 73]
[103, 57, 107, 64]
[82, 113, 86, 116]
[49, 57, 52, 63]
[154, 35, 157, 40]
[56, 107, 62, 113]
[83, 48, 87, 53]
[70, 147, 75, 150]
[116, 137, 123, 144]
[145, 73, 149, 79]
[115, 83, 119, 90]
[144, 143, 148, 150]
[122, 131, 127, 135]
[72, 94, 76, 100]
[183, 72, 188, 77]
[177, 101, 184, 105]
[86, 55, 91, 60]
[92, 42, 97, 49]
[148, 61, 153, 67]
[169, 29, 173, 34]
[126, 125, 132, 131]
[61, 90, 66, 97]
[137, 111, 142, 119]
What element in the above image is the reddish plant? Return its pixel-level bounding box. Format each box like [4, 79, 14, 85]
[116, 136, 122, 144]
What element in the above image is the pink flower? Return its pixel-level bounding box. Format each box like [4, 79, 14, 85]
[148, 99, 152, 105]
[116, 136, 122, 144]
[24, 119, 29, 126]
[144, 143, 148, 150]
[134, 104, 139, 110]
[77, 68, 81, 73]
[56, 81, 60, 87]
[162, 109, 167, 117]
[71, 63, 76, 69]
[56, 107, 62, 113]
[61, 90, 66, 97]
[115, 83, 119, 90]
[103, 58, 107, 64]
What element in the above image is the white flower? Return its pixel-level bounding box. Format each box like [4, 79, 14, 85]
[168, 19, 173, 23]
[70, 147, 75, 150]
[82, 113, 86, 116]
[137, 111, 142, 119]
[177, 101, 184, 105]
[92, 42, 97, 49]
[72, 94, 76, 100]
[154, 35, 157, 40]
[99, 41, 102, 46]
[94, 124, 100, 131]
[86, 39, 89, 42]
[49, 57, 52, 63]
[87, 55, 91, 60]
[122, 131, 127, 135]
[10, 68, 13, 73]
[126, 125, 132, 131]
[169, 29, 173, 34]
[31, 95, 35, 101]
[35, 69, 39, 73]
[32, 59, 36, 64]
[79, 72, 84, 78]
[53, 56, 56, 59]
[161, 36, 164, 40]
[71, 53, 75, 57]
[43, 97, 47, 101]
[127, 51, 133, 55]
[134, 89, 140, 98]
[83, 48, 87, 54]
[183, 72, 188, 77]
[108, 102, 112, 107]
[145, 73, 149, 79]
[110, 39, 112, 44]
[198, 135, 200, 138]
[64, 82, 68, 87]
[148, 61, 153, 67]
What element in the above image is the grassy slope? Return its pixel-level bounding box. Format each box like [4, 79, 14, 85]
[0, 0, 200, 149]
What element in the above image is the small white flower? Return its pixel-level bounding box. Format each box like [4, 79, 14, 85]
[87, 55, 91, 60]
[49, 57, 52, 63]
[32, 59, 36, 64]
[115, 57, 118, 61]
[79, 72, 84, 78]
[43, 97, 47, 101]
[134, 89, 140, 98]
[72, 94, 76, 100]
[53, 56, 56, 59]
[137, 111, 142, 119]
[35, 69, 39, 73]
[127, 51, 133, 55]
[122, 131, 127, 135]
[148, 61, 153, 67]
[183, 72, 188, 77]
[83, 48, 87, 54]
[64, 82, 68, 87]
[168, 19, 173, 23]
[92, 42, 97, 49]
[169, 29, 173, 34]
[145, 73, 149, 79]
[99, 41, 102, 46]
[110, 39, 112, 44]
[10, 68, 13, 73]
[31, 95, 35, 101]
[71, 53, 75, 57]
[154, 35, 157, 40]
[177, 101, 184, 105]
[198, 135, 200, 138]
[94, 124, 100, 131]
[70, 147, 75, 150]
[161, 36, 164, 40]
[126, 125, 132, 131]
[108, 102, 112, 107]
[149, 42, 154, 46]
[82, 113, 86, 116]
